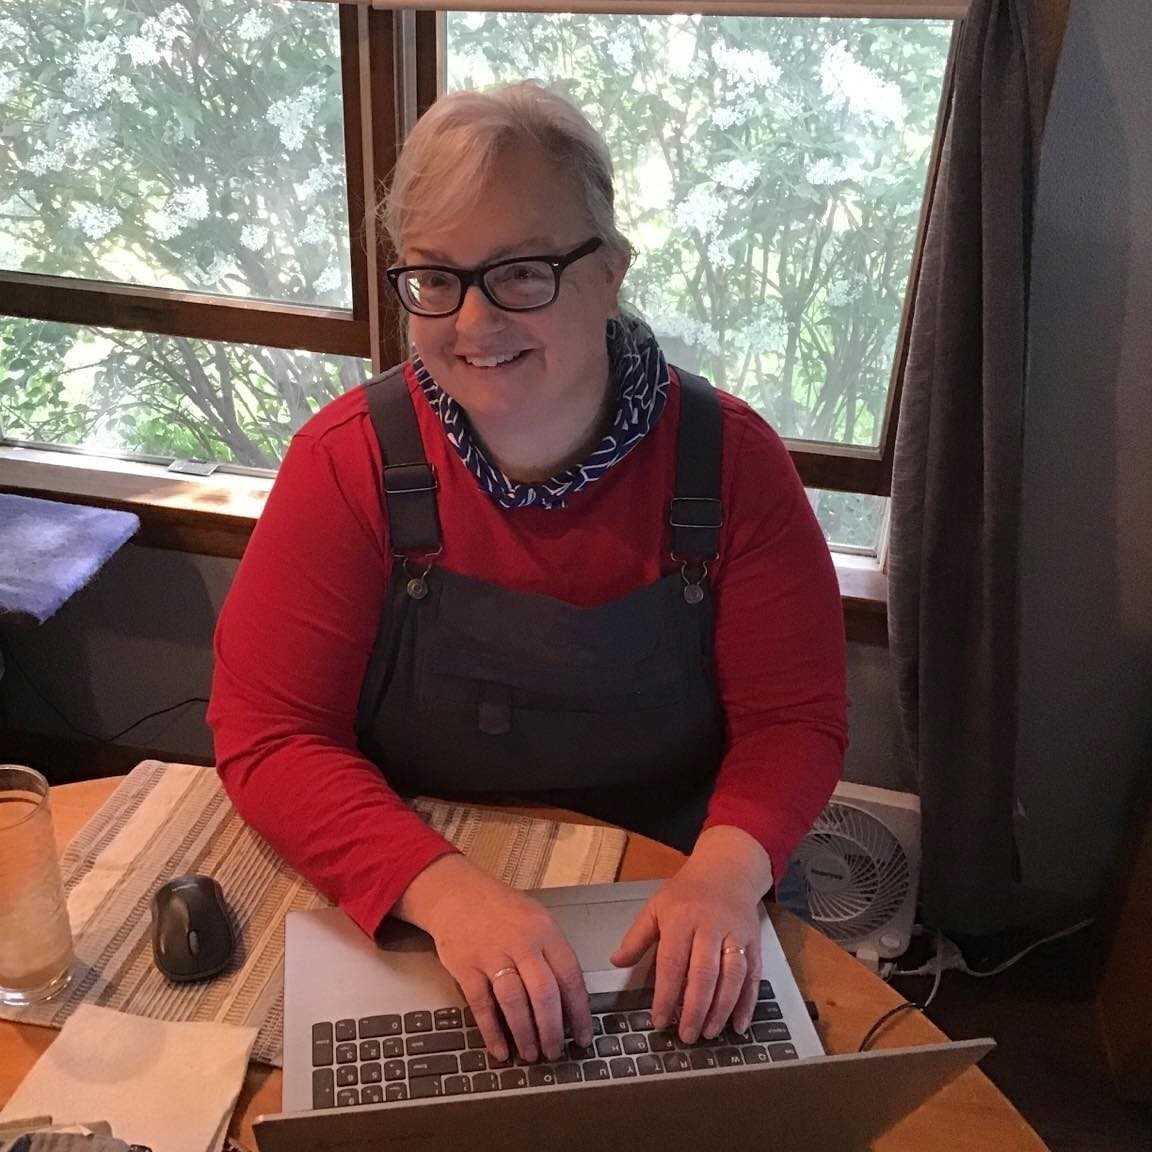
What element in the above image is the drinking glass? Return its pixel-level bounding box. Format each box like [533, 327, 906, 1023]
[0, 765, 74, 1005]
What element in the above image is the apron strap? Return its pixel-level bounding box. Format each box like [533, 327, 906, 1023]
[364, 365, 443, 558]
[669, 369, 724, 562]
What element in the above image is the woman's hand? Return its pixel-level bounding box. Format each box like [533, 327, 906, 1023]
[395, 854, 593, 1063]
[610, 826, 773, 1044]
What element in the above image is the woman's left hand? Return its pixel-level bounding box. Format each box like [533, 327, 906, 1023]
[610, 826, 774, 1044]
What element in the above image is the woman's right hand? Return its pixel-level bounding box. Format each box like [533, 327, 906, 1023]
[394, 854, 594, 1063]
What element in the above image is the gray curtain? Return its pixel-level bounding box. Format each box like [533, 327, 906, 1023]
[888, 0, 1049, 935]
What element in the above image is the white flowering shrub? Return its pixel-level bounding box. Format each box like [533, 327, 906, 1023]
[448, 12, 951, 467]
[0, 0, 363, 465]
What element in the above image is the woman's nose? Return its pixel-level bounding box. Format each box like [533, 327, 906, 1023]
[454, 283, 506, 334]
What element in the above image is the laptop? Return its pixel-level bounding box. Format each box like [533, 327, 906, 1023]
[255, 879, 993, 1151]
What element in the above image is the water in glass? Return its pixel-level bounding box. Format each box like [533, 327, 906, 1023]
[0, 766, 74, 1006]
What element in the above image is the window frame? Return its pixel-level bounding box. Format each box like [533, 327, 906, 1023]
[0, 0, 965, 632]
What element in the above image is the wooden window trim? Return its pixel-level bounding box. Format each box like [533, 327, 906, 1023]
[0, 447, 888, 644]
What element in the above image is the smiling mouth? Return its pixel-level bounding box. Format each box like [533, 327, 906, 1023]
[459, 350, 529, 369]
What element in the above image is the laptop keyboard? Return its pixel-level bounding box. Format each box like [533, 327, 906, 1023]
[310, 981, 799, 1109]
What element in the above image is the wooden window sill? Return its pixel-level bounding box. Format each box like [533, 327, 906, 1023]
[0, 447, 888, 644]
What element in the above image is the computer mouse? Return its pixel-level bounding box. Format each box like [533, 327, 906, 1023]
[151, 873, 235, 982]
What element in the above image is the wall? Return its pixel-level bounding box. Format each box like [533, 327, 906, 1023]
[0, 544, 912, 792]
[1014, 0, 1152, 915]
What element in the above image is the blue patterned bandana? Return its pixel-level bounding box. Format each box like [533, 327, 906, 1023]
[411, 314, 670, 510]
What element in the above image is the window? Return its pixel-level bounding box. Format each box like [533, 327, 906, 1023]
[1, 0, 374, 468]
[1, 1, 957, 557]
[445, 10, 954, 551]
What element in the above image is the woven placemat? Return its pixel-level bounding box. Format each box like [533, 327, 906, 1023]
[1, 760, 626, 1066]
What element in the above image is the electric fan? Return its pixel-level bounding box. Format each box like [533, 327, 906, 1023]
[782, 782, 920, 967]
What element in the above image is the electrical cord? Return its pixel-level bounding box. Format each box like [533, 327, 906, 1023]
[858, 931, 945, 1052]
[859, 917, 1096, 1052]
[1, 641, 208, 746]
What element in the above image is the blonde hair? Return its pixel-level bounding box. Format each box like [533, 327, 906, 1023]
[383, 82, 632, 264]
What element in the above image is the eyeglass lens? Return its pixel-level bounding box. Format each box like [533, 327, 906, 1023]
[398, 260, 557, 315]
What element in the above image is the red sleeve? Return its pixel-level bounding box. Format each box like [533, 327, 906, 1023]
[207, 423, 458, 938]
[701, 406, 848, 881]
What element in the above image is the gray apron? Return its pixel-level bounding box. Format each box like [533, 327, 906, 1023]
[354, 366, 725, 852]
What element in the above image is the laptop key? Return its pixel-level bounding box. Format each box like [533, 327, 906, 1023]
[688, 1049, 716, 1070]
[768, 1043, 799, 1062]
[742, 1045, 770, 1064]
[648, 1031, 675, 1053]
[603, 1013, 629, 1035]
[716, 1047, 745, 1067]
[595, 1036, 622, 1058]
[465, 1028, 485, 1049]
[361, 1062, 383, 1084]
[581, 1059, 611, 1081]
[460, 1050, 486, 1073]
[335, 1043, 357, 1064]
[312, 1040, 334, 1067]
[627, 1011, 653, 1032]
[382, 1037, 404, 1059]
[636, 1055, 664, 1076]
[758, 980, 774, 1000]
[409, 1076, 443, 1099]
[383, 1060, 406, 1082]
[312, 1068, 335, 1109]
[555, 1063, 583, 1084]
[752, 1021, 791, 1043]
[336, 1088, 359, 1107]
[662, 1051, 691, 1073]
[435, 1007, 464, 1030]
[528, 1065, 558, 1087]
[408, 1054, 459, 1079]
[568, 1041, 595, 1061]
[404, 1011, 433, 1033]
[361, 1084, 384, 1105]
[591, 1017, 604, 1036]
[313, 1022, 334, 1045]
[609, 1057, 637, 1078]
[359, 1014, 402, 1038]
[336, 1065, 358, 1087]
[335, 1019, 357, 1042]
[622, 1033, 649, 1056]
[443, 1074, 472, 1095]
[359, 1040, 381, 1061]
[406, 1030, 466, 1055]
[385, 1083, 408, 1101]
[499, 1069, 528, 1090]
[752, 1001, 783, 1023]
[463, 1006, 476, 1027]
[472, 1072, 500, 1093]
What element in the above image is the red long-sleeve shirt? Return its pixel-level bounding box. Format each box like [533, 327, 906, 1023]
[208, 365, 847, 937]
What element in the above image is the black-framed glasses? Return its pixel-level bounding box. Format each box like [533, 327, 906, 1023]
[387, 237, 603, 317]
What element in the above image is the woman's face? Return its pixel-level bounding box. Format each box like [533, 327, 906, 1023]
[402, 147, 626, 430]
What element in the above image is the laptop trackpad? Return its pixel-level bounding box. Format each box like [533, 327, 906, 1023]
[549, 898, 653, 979]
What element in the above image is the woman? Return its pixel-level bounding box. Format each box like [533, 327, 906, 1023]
[208, 82, 846, 1070]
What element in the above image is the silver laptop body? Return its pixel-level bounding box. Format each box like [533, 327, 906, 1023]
[259, 880, 993, 1151]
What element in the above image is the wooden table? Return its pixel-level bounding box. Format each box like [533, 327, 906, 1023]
[0, 778, 1048, 1151]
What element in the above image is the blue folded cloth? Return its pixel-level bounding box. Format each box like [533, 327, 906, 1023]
[0, 494, 140, 624]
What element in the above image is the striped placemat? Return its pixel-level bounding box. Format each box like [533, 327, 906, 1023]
[0, 760, 626, 1066]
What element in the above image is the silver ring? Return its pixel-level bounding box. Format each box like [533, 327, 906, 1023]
[490, 966, 518, 982]
[721, 946, 747, 958]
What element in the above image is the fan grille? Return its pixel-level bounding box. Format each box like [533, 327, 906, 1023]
[792, 802, 910, 945]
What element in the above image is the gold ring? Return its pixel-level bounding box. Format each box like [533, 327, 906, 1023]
[721, 945, 747, 958]
[491, 966, 518, 981]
